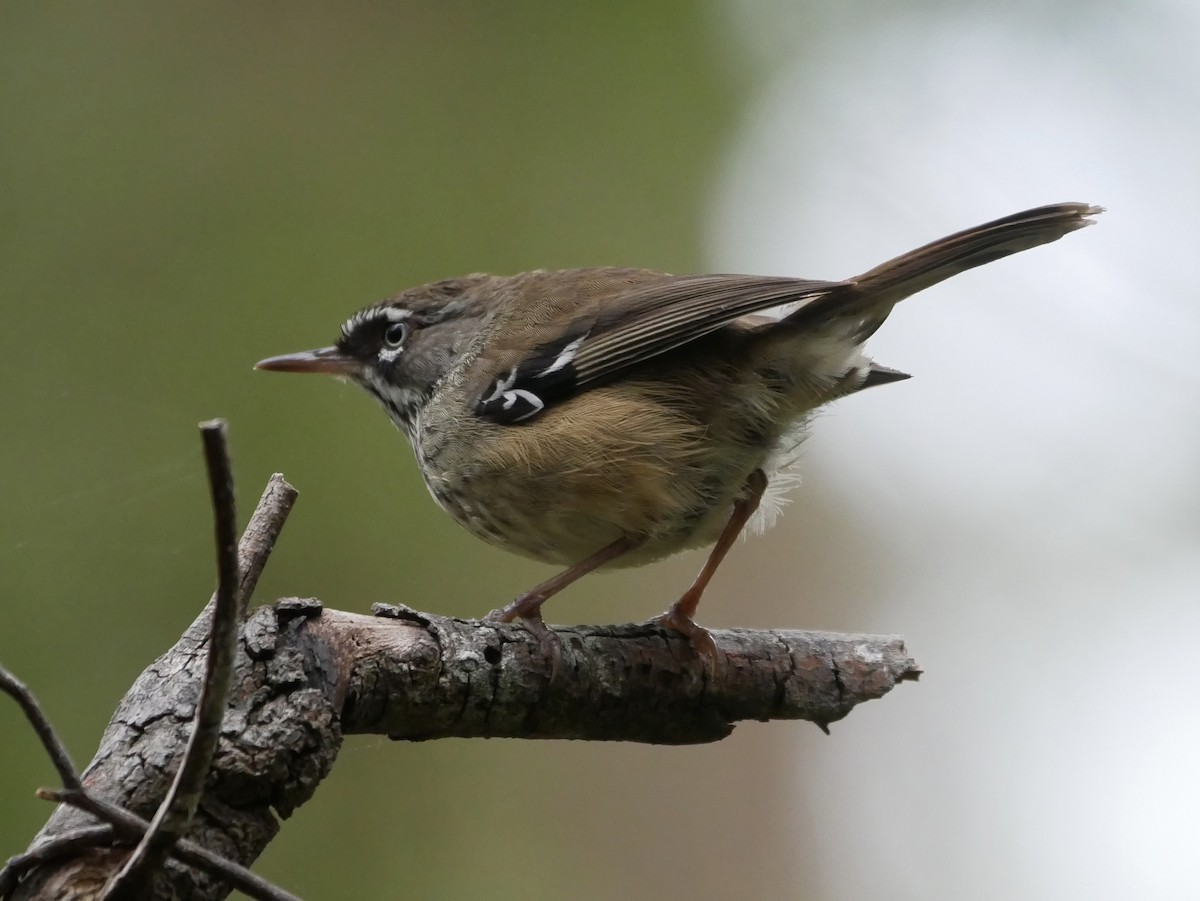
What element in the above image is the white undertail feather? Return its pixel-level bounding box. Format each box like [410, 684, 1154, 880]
[749, 421, 809, 535]
[748, 342, 874, 535]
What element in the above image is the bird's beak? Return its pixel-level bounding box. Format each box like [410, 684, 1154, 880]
[255, 346, 360, 377]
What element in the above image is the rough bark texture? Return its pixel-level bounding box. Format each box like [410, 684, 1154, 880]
[340, 604, 918, 741]
[12, 599, 919, 900]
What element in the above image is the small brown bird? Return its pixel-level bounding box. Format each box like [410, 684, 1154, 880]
[258, 203, 1100, 661]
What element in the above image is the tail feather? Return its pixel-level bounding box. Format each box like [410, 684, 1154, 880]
[784, 203, 1102, 340]
[859, 363, 912, 389]
[852, 202, 1102, 302]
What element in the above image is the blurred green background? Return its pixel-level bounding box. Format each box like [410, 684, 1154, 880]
[4, 2, 1198, 900]
[0, 3, 758, 899]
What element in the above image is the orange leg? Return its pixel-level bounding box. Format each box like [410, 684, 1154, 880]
[655, 469, 768, 663]
[486, 535, 642, 672]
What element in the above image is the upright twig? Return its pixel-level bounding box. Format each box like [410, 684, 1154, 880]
[2, 468, 299, 901]
[101, 420, 243, 899]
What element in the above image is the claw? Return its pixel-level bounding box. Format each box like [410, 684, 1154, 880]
[517, 611, 564, 679]
[652, 605, 724, 671]
[485, 599, 563, 679]
[483, 603, 519, 625]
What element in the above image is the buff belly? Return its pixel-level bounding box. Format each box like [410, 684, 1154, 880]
[418, 382, 777, 568]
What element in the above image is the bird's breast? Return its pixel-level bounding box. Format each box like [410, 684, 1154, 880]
[413, 380, 773, 567]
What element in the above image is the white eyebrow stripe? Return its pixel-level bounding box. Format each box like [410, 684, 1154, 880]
[340, 306, 413, 338]
[537, 334, 587, 377]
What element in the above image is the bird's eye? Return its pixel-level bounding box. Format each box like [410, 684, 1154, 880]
[383, 321, 410, 348]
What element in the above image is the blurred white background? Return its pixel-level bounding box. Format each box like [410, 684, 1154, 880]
[708, 1, 1200, 898]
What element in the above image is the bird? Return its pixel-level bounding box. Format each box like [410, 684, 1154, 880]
[257, 202, 1101, 664]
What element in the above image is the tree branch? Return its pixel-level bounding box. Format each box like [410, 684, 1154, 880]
[0, 668, 299, 901]
[3, 470, 299, 901]
[6, 467, 919, 900]
[28, 788, 301, 901]
[342, 603, 920, 742]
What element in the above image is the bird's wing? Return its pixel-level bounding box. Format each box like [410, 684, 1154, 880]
[474, 268, 846, 424]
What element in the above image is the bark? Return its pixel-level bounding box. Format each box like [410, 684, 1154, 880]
[11, 601, 918, 899]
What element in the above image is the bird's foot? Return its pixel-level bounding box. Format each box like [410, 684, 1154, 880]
[485, 596, 562, 678]
[651, 605, 724, 671]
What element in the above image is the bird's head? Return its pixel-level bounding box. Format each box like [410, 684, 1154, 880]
[256, 275, 495, 436]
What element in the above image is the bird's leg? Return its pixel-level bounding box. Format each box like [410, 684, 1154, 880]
[486, 535, 643, 671]
[654, 469, 768, 664]
[488, 535, 643, 623]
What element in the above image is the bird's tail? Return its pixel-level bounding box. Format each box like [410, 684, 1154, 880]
[783, 202, 1102, 340]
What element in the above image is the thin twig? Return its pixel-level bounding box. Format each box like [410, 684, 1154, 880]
[0, 826, 115, 897]
[234, 473, 297, 616]
[0, 660, 299, 901]
[0, 668, 84, 795]
[179, 472, 297, 645]
[37, 790, 301, 901]
[3, 473, 300, 901]
[102, 420, 244, 899]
